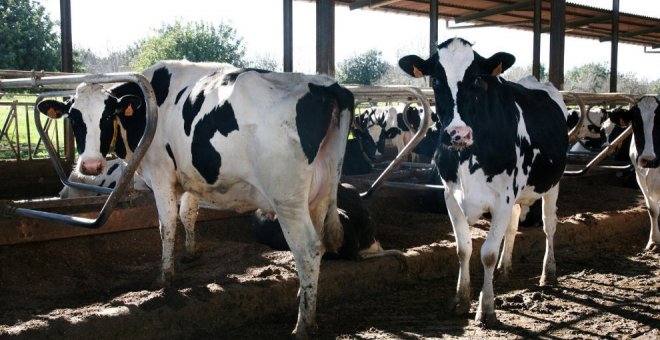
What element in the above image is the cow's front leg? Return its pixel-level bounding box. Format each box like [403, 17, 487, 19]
[444, 192, 472, 315]
[497, 203, 521, 280]
[276, 206, 322, 339]
[179, 192, 200, 262]
[540, 186, 559, 286]
[476, 204, 512, 327]
[152, 185, 179, 287]
[644, 199, 660, 252]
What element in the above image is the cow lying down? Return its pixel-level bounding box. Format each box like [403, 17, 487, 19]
[59, 158, 150, 198]
[252, 183, 404, 261]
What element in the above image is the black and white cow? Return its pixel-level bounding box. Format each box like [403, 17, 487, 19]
[37, 60, 354, 338]
[611, 95, 660, 251]
[399, 38, 568, 326]
[359, 106, 421, 159]
[59, 158, 150, 198]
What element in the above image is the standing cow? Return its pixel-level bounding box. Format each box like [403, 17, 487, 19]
[37, 60, 353, 338]
[399, 38, 568, 326]
[612, 95, 660, 251]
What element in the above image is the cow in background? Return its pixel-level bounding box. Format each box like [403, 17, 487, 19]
[38, 60, 353, 338]
[358, 106, 422, 160]
[399, 38, 567, 326]
[610, 95, 660, 251]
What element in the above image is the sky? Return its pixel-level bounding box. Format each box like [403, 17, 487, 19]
[38, 0, 660, 80]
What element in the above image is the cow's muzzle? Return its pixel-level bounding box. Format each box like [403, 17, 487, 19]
[446, 126, 473, 150]
[80, 159, 104, 176]
[638, 156, 660, 168]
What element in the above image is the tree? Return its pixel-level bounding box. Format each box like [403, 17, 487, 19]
[565, 62, 610, 93]
[503, 64, 548, 82]
[131, 20, 246, 70]
[75, 45, 139, 73]
[0, 0, 60, 71]
[244, 53, 280, 71]
[336, 49, 390, 85]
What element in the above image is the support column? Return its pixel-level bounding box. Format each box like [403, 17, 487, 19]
[532, 0, 542, 79]
[549, 0, 565, 90]
[316, 0, 335, 76]
[283, 0, 293, 72]
[610, 0, 619, 92]
[59, 0, 75, 164]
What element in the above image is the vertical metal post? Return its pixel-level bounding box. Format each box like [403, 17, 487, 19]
[549, 0, 565, 90]
[430, 0, 438, 56]
[59, 0, 75, 164]
[610, 0, 619, 92]
[532, 0, 542, 80]
[316, 0, 335, 76]
[283, 0, 293, 72]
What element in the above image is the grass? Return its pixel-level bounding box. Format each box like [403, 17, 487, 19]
[0, 93, 67, 160]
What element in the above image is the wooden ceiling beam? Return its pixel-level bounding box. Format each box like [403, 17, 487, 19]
[349, 0, 403, 10]
[454, 0, 534, 24]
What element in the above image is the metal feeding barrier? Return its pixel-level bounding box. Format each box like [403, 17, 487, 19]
[561, 92, 639, 177]
[0, 72, 158, 228]
[346, 86, 433, 199]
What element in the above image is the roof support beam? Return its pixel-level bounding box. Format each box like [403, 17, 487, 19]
[549, 0, 566, 90]
[454, 0, 533, 24]
[543, 14, 611, 33]
[610, 0, 619, 92]
[349, 0, 402, 11]
[59, 0, 75, 164]
[532, 0, 541, 80]
[283, 0, 293, 72]
[316, 0, 335, 76]
[600, 25, 660, 41]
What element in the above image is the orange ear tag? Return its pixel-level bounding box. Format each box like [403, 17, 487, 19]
[412, 65, 424, 78]
[491, 62, 503, 76]
[125, 104, 134, 117]
[47, 108, 59, 119]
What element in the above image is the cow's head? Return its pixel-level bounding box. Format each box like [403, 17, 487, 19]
[613, 96, 660, 168]
[37, 82, 143, 175]
[398, 38, 515, 150]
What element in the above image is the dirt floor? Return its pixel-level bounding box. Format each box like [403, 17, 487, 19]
[0, 168, 658, 339]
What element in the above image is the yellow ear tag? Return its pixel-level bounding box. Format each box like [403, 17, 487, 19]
[125, 104, 134, 117]
[491, 62, 503, 76]
[412, 65, 424, 78]
[47, 107, 59, 119]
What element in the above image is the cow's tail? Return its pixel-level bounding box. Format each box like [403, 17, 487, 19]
[307, 82, 354, 253]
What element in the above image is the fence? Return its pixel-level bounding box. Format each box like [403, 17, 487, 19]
[0, 98, 67, 161]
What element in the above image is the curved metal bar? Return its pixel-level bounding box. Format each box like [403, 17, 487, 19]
[0, 72, 158, 228]
[32, 90, 114, 195]
[400, 102, 418, 133]
[564, 126, 633, 176]
[346, 86, 432, 199]
[562, 92, 587, 144]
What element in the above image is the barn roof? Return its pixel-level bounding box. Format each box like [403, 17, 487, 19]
[326, 0, 660, 49]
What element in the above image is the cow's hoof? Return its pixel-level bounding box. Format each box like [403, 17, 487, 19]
[475, 311, 500, 328]
[539, 274, 557, 287]
[496, 267, 512, 282]
[449, 299, 471, 316]
[182, 251, 201, 263]
[152, 271, 174, 289]
[291, 322, 318, 340]
[645, 242, 659, 253]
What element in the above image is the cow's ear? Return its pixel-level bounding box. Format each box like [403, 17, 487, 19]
[116, 95, 143, 117]
[37, 99, 69, 119]
[485, 52, 516, 76]
[399, 55, 430, 78]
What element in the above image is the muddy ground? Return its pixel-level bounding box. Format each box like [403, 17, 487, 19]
[0, 168, 658, 339]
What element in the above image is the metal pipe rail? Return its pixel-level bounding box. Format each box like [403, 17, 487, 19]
[346, 86, 433, 199]
[0, 73, 158, 228]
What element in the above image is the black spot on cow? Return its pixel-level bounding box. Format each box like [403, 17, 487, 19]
[107, 162, 120, 176]
[221, 68, 272, 86]
[175, 87, 188, 105]
[111, 82, 147, 153]
[151, 66, 172, 106]
[183, 91, 206, 136]
[190, 101, 239, 184]
[295, 83, 353, 164]
[67, 108, 87, 154]
[99, 179, 106, 187]
[108, 181, 116, 189]
[165, 144, 177, 170]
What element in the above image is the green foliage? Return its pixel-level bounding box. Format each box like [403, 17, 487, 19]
[565, 62, 610, 93]
[0, 0, 61, 71]
[336, 49, 390, 85]
[131, 20, 246, 71]
[503, 64, 548, 82]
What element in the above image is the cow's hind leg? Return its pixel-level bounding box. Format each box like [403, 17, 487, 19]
[497, 203, 521, 281]
[476, 204, 513, 327]
[276, 205, 322, 339]
[179, 192, 200, 262]
[644, 198, 660, 252]
[540, 185, 560, 286]
[151, 184, 179, 287]
[444, 192, 472, 315]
